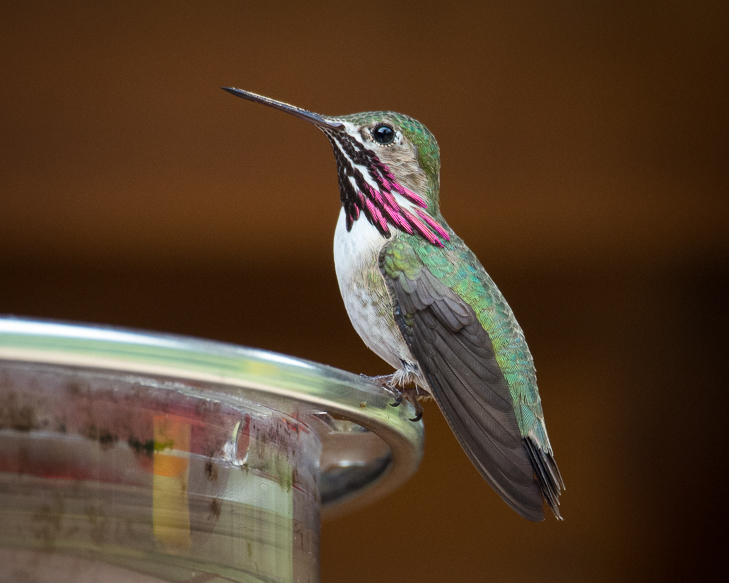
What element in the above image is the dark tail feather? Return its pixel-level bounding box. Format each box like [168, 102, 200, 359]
[524, 437, 565, 520]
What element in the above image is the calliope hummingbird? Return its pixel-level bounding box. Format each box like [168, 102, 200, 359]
[223, 87, 564, 521]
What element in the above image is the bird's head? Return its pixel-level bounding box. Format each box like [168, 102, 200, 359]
[224, 87, 448, 247]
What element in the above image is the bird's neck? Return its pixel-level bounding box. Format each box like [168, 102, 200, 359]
[326, 136, 448, 247]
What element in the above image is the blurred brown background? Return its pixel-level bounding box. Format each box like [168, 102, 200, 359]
[1, 1, 727, 581]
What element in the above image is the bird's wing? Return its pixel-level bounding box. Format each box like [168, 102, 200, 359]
[380, 237, 561, 520]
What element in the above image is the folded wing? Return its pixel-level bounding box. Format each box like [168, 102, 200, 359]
[381, 243, 563, 520]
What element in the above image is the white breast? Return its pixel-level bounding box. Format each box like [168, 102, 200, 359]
[333, 210, 413, 371]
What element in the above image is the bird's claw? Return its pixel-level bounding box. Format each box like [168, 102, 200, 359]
[409, 393, 424, 422]
[390, 392, 404, 408]
[388, 387, 423, 423]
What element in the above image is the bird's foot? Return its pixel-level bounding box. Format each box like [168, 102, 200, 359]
[389, 386, 424, 422]
[360, 367, 424, 422]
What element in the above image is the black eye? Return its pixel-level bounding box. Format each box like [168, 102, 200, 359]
[372, 124, 395, 145]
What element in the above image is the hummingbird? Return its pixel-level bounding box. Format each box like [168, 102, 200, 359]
[223, 87, 564, 521]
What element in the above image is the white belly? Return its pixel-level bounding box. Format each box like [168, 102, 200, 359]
[333, 210, 413, 371]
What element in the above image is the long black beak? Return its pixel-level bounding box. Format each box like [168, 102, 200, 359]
[222, 87, 344, 130]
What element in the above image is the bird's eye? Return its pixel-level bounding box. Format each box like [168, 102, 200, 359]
[372, 124, 395, 145]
